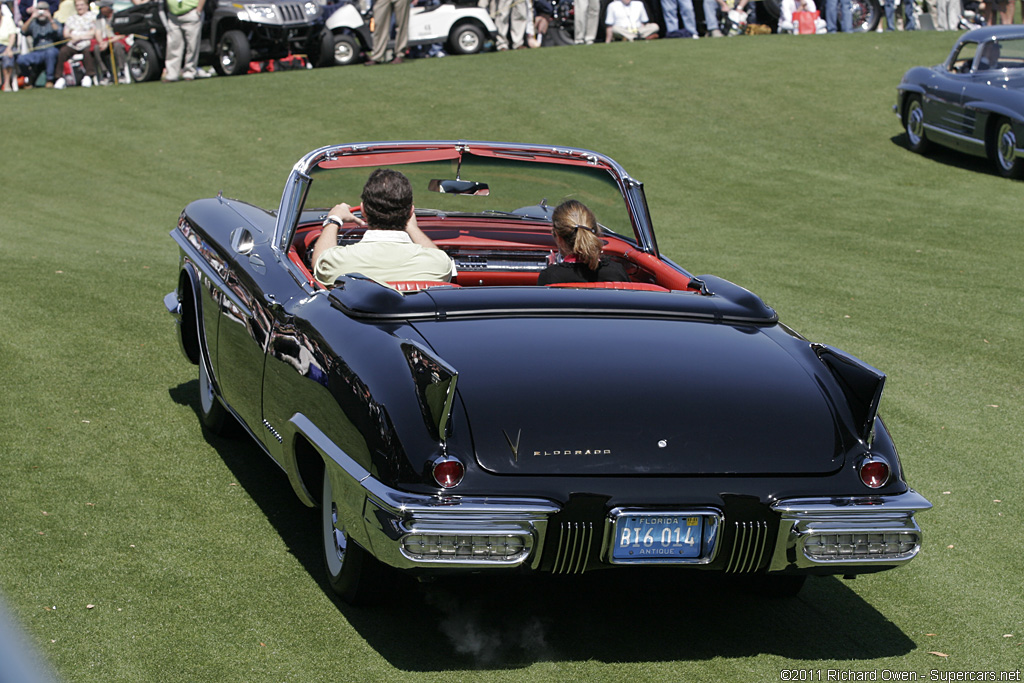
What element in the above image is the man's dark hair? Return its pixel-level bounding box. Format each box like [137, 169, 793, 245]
[360, 169, 413, 231]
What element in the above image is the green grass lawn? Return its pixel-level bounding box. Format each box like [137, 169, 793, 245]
[1, 31, 1022, 682]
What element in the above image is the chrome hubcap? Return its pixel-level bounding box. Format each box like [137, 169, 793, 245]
[907, 104, 925, 144]
[199, 356, 215, 415]
[335, 43, 353, 64]
[997, 124, 1016, 170]
[322, 476, 346, 575]
[458, 31, 479, 52]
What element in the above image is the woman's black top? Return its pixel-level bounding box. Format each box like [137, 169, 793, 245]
[536, 258, 630, 286]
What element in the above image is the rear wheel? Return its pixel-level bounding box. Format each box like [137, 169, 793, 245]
[127, 39, 161, 82]
[322, 472, 381, 604]
[215, 29, 251, 76]
[990, 117, 1023, 178]
[903, 95, 930, 154]
[198, 343, 231, 434]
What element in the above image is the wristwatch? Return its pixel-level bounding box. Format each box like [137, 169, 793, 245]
[322, 215, 343, 229]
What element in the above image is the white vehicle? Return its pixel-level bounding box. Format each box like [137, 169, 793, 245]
[324, 0, 496, 65]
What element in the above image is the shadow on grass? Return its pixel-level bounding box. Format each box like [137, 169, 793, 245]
[171, 380, 919, 672]
[890, 133, 1006, 178]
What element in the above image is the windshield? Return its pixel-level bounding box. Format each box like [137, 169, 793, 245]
[302, 153, 636, 239]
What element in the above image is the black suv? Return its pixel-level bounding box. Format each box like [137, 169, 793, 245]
[112, 0, 330, 80]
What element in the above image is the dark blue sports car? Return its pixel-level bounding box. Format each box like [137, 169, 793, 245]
[896, 25, 1024, 178]
[165, 141, 931, 604]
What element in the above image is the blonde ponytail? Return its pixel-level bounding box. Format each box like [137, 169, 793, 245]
[551, 200, 602, 270]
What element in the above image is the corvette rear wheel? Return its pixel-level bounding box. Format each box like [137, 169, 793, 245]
[904, 95, 930, 154]
[991, 117, 1023, 178]
[322, 472, 380, 604]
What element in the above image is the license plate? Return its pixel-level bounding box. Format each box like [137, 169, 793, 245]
[612, 513, 704, 561]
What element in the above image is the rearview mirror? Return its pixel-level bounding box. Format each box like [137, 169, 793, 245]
[428, 179, 490, 196]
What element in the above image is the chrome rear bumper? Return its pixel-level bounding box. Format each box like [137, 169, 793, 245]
[768, 491, 932, 571]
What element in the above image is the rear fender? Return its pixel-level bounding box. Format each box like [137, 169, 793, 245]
[813, 344, 884, 444]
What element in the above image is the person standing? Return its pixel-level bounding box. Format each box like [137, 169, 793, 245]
[573, 0, 600, 43]
[164, 0, 204, 81]
[825, 0, 851, 31]
[365, 0, 410, 65]
[662, 0, 723, 37]
[883, 0, 915, 30]
[933, 0, 959, 29]
[1, 0, 18, 91]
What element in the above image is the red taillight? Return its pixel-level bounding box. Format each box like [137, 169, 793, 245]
[432, 458, 465, 489]
[859, 458, 890, 489]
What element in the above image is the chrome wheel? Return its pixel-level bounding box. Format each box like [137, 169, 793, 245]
[904, 96, 930, 153]
[322, 474, 347, 577]
[995, 119, 1020, 177]
[197, 343, 230, 433]
[320, 472, 380, 604]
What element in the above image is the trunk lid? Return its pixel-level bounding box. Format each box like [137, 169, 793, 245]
[413, 316, 844, 477]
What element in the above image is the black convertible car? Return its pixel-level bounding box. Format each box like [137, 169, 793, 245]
[165, 141, 930, 604]
[896, 25, 1024, 178]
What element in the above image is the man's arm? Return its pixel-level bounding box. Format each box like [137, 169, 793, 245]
[404, 207, 440, 249]
[310, 202, 365, 272]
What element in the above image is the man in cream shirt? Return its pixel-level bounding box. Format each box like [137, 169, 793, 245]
[312, 169, 456, 288]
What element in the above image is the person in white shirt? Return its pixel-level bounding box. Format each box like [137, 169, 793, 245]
[605, 0, 658, 40]
[312, 169, 456, 287]
[54, 0, 97, 87]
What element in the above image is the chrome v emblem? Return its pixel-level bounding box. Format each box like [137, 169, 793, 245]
[502, 429, 522, 462]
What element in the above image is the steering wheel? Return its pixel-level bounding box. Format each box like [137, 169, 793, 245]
[333, 203, 364, 242]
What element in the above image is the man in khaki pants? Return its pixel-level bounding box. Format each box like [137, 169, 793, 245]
[164, 0, 204, 81]
[365, 0, 410, 65]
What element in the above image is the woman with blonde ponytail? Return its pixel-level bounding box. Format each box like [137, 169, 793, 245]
[537, 200, 630, 285]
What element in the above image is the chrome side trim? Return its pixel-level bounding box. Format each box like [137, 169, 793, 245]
[288, 413, 560, 570]
[768, 490, 932, 571]
[922, 122, 987, 150]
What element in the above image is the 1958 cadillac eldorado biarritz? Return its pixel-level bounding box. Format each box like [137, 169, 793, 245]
[164, 140, 931, 604]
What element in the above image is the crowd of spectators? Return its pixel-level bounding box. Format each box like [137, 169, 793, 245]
[2, 0, 146, 88]
[0, 0, 1011, 91]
